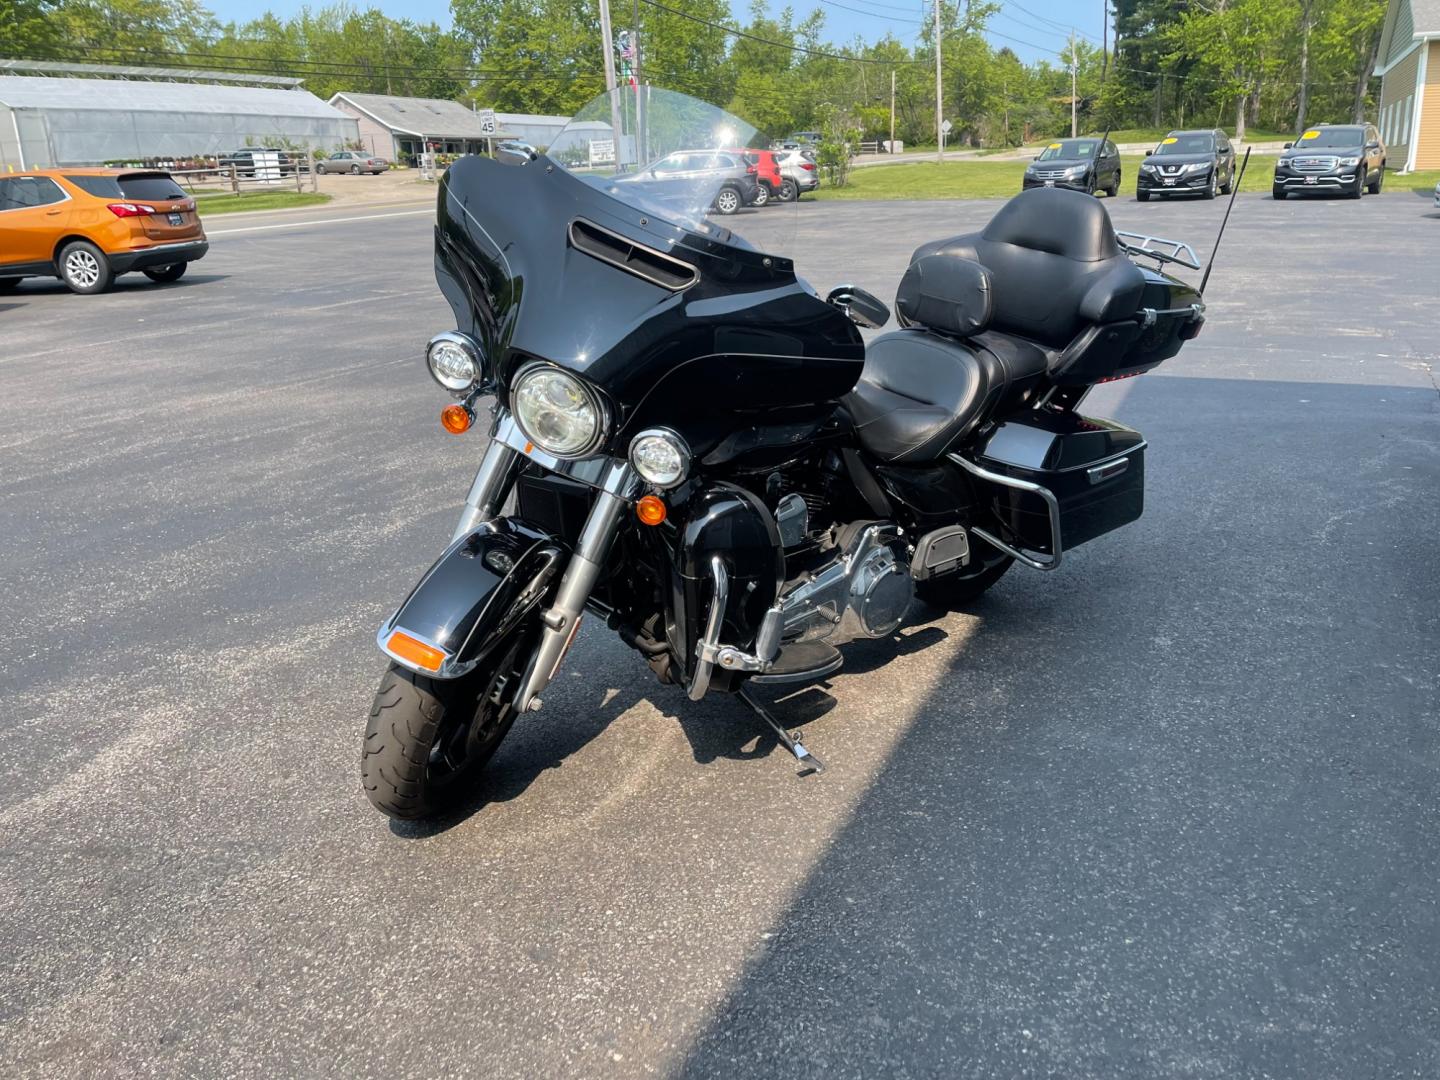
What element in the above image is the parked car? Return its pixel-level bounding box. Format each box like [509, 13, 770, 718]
[1434, 179, 1440, 208]
[1022, 137, 1121, 196]
[728, 148, 783, 205]
[1272, 123, 1386, 199]
[0, 169, 208, 294]
[217, 147, 295, 177]
[496, 140, 539, 158]
[776, 148, 819, 200]
[1136, 129, 1236, 200]
[617, 150, 760, 215]
[774, 131, 822, 151]
[317, 150, 389, 174]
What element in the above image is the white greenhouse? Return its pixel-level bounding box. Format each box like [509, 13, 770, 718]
[0, 71, 359, 170]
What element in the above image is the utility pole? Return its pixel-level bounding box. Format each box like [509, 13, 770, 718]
[1070, 29, 1078, 137]
[890, 69, 896, 153]
[632, 0, 645, 164]
[597, 0, 624, 166]
[934, 0, 943, 163]
[1101, 1, 1108, 83]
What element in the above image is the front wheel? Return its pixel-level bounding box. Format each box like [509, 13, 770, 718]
[1202, 171, 1218, 200]
[1107, 174, 1120, 197]
[361, 631, 531, 820]
[1272, 187, 1287, 200]
[753, 183, 770, 207]
[350, 164, 362, 175]
[143, 262, 187, 283]
[1349, 167, 1366, 199]
[714, 187, 741, 215]
[1368, 165, 1383, 194]
[1136, 190, 1151, 202]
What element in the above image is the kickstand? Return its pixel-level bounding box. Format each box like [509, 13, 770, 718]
[738, 686, 826, 776]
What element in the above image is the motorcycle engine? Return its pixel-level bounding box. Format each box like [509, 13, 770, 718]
[776, 520, 914, 647]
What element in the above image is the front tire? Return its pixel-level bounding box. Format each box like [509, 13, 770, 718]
[1136, 190, 1151, 202]
[350, 164, 362, 175]
[143, 262, 187, 283]
[753, 183, 770, 207]
[1349, 167, 1366, 199]
[58, 241, 113, 294]
[1272, 187, 1287, 200]
[714, 187, 741, 215]
[1368, 165, 1383, 194]
[1202, 170, 1218, 200]
[361, 631, 530, 821]
[1108, 173, 1120, 197]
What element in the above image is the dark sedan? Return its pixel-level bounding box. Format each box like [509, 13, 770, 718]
[1137, 129, 1237, 200]
[1022, 138, 1121, 197]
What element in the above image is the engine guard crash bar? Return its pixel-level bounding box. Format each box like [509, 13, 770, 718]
[687, 557, 783, 701]
[947, 453, 1063, 572]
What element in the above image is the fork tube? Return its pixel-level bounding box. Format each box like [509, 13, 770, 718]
[514, 471, 632, 712]
[453, 437, 520, 540]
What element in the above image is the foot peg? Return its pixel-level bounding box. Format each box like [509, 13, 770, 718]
[739, 687, 826, 776]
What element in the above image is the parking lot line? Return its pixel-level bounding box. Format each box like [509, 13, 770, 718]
[206, 207, 434, 236]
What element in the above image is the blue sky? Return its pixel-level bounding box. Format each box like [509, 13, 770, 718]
[203, 0, 1107, 67]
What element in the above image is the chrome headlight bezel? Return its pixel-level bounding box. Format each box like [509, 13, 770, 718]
[427, 331, 483, 395]
[510, 362, 608, 459]
[1336, 156, 1360, 167]
[628, 427, 691, 489]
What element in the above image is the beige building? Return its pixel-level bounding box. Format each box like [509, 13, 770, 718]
[1377, 0, 1440, 170]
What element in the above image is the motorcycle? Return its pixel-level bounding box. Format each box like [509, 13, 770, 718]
[362, 89, 1208, 820]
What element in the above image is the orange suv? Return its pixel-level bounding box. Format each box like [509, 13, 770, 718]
[0, 168, 208, 294]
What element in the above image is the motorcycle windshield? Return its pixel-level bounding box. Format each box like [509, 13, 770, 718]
[547, 86, 774, 239]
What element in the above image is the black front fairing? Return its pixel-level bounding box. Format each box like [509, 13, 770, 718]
[434, 155, 863, 458]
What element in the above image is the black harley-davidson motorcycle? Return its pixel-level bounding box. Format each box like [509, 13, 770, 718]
[362, 89, 1208, 820]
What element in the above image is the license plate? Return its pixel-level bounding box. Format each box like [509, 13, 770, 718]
[1163, 178, 1176, 186]
[1043, 180, 1055, 187]
[168, 212, 183, 225]
[1304, 177, 1317, 185]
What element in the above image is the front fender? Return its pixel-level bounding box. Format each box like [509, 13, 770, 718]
[377, 518, 567, 679]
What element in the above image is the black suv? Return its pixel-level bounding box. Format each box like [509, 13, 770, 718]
[1137, 129, 1236, 201]
[216, 147, 296, 178]
[1272, 123, 1385, 199]
[1022, 137, 1122, 196]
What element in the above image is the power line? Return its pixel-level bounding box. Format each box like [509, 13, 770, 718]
[635, 0, 930, 64]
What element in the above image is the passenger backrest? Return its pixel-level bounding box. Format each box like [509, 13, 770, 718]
[910, 188, 1146, 351]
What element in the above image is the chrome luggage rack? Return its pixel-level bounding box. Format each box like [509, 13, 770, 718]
[1115, 230, 1201, 271]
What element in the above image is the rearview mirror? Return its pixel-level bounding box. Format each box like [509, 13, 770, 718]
[826, 285, 890, 329]
[1283, 141, 1293, 149]
[1365, 140, 1379, 150]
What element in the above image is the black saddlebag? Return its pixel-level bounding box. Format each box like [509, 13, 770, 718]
[973, 410, 1145, 556]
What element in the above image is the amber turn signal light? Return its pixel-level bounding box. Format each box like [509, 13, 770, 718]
[635, 494, 668, 526]
[440, 403, 472, 435]
[386, 630, 447, 673]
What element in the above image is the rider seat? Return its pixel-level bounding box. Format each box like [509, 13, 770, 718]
[845, 188, 1148, 465]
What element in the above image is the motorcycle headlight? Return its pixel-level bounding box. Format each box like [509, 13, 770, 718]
[512, 365, 605, 458]
[1337, 156, 1360, 167]
[629, 428, 689, 488]
[427, 331, 482, 394]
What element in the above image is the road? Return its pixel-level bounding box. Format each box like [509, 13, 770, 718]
[2, 189, 1438, 1078]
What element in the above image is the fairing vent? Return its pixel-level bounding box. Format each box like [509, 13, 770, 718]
[568, 219, 698, 292]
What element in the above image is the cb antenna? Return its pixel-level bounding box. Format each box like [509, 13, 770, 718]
[1200, 146, 1251, 294]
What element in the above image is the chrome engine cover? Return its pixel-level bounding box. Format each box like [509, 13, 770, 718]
[778, 523, 914, 646]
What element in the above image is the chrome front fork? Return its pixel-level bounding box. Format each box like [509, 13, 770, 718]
[453, 411, 637, 713]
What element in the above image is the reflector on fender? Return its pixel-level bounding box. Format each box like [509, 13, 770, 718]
[386, 630, 447, 672]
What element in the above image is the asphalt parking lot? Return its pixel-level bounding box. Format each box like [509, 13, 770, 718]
[2, 188, 1437, 1078]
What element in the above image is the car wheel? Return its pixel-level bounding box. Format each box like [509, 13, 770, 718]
[1220, 168, 1233, 195]
[0, 277, 21, 292]
[1108, 173, 1120, 197]
[714, 187, 741, 215]
[142, 263, 188, 284]
[1368, 165, 1383, 194]
[1272, 187, 1287, 199]
[1202, 170, 1218, 200]
[1349, 166, 1365, 199]
[779, 179, 798, 202]
[1136, 190, 1150, 202]
[753, 183, 769, 207]
[58, 241, 114, 295]
[350, 164, 361, 175]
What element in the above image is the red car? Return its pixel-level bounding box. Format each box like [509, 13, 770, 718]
[727, 148, 784, 206]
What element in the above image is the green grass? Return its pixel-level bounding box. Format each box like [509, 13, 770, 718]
[194, 191, 332, 215]
[817, 158, 1437, 200]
